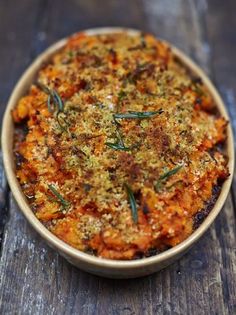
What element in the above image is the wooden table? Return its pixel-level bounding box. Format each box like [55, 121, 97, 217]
[0, 1, 235, 314]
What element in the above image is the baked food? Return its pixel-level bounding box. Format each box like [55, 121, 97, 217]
[13, 32, 229, 259]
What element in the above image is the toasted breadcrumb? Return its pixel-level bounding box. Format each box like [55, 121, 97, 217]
[13, 32, 229, 260]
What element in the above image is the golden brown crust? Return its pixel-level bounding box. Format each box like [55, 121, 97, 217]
[13, 32, 229, 260]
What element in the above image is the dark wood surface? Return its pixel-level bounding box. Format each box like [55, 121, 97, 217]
[0, 0, 235, 314]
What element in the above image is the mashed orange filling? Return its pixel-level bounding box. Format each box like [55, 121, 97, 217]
[13, 32, 229, 260]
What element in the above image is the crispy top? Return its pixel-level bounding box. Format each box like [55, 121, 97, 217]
[13, 32, 229, 260]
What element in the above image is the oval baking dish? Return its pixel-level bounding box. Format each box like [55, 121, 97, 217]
[2, 27, 234, 278]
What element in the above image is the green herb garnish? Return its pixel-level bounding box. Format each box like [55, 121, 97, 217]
[48, 184, 70, 210]
[105, 142, 139, 151]
[124, 183, 138, 223]
[105, 142, 130, 151]
[38, 83, 68, 131]
[37, 82, 64, 113]
[159, 164, 183, 181]
[105, 116, 140, 151]
[105, 117, 126, 150]
[48, 90, 64, 113]
[114, 109, 163, 119]
[155, 164, 183, 191]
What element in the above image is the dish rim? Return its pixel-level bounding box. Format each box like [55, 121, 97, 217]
[2, 27, 234, 269]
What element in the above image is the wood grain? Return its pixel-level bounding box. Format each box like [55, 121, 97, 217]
[0, 151, 8, 252]
[0, 0, 235, 314]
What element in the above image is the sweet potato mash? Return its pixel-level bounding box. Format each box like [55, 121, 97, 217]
[13, 32, 229, 259]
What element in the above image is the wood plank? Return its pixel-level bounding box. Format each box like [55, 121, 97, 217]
[0, 151, 8, 252]
[2, 196, 155, 314]
[204, 1, 236, 314]
[206, 0, 236, 202]
[0, 0, 47, 249]
[1, 197, 235, 315]
[0, 0, 48, 120]
[0, 0, 235, 314]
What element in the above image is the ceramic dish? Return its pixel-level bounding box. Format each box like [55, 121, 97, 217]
[2, 27, 234, 278]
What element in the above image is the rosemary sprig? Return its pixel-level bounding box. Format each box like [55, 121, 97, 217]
[155, 164, 183, 191]
[48, 90, 64, 112]
[38, 82, 64, 113]
[38, 82, 68, 131]
[48, 184, 70, 210]
[159, 164, 183, 181]
[105, 116, 140, 151]
[124, 183, 138, 223]
[105, 142, 129, 151]
[105, 117, 125, 150]
[114, 109, 163, 119]
[105, 142, 139, 151]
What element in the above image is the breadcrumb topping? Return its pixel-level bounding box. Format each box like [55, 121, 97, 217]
[13, 32, 229, 260]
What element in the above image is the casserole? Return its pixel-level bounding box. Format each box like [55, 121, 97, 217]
[2, 27, 234, 278]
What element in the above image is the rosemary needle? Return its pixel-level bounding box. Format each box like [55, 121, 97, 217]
[114, 109, 163, 119]
[124, 183, 138, 223]
[155, 164, 183, 191]
[48, 184, 70, 210]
